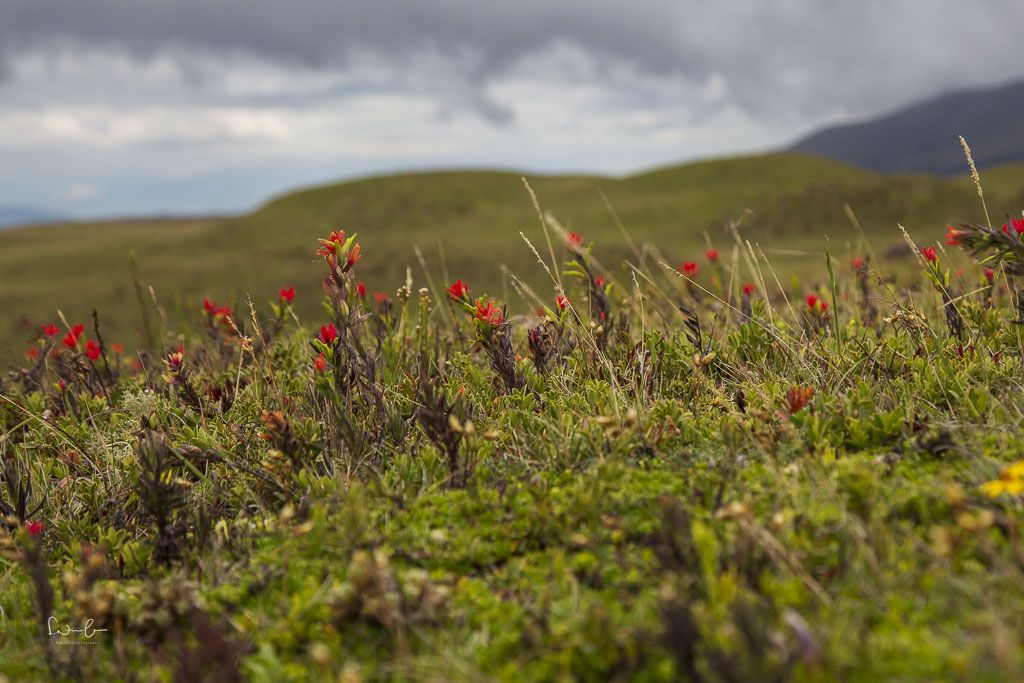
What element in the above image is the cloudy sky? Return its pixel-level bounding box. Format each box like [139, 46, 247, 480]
[1, 0, 1023, 218]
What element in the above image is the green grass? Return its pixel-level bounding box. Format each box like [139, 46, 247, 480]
[2, 197, 1024, 680]
[3, 152, 1023, 357]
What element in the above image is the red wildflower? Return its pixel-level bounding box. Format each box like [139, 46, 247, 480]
[921, 246, 937, 263]
[373, 291, 389, 304]
[984, 267, 995, 282]
[820, 300, 829, 312]
[681, 262, 699, 277]
[165, 352, 183, 370]
[594, 275, 606, 288]
[62, 324, 84, 349]
[555, 294, 570, 311]
[26, 347, 39, 360]
[852, 257, 864, 270]
[313, 352, 328, 373]
[447, 279, 470, 300]
[202, 299, 231, 319]
[356, 281, 367, 297]
[317, 230, 361, 270]
[805, 294, 818, 309]
[316, 230, 345, 259]
[278, 287, 295, 304]
[474, 300, 504, 326]
[742, 283, 755, 296]
[25, 520, 44, 537]
[705, 249, 719, 262]
[41, 324, 60, 338]
[85, 340, 101, 361]
[112, 343, 124, 354]
[346, 244, 362, 269]
[945, 225, 963, 246]
[566, 232, 583, 248]
[1004, 219, 1024, 235]
[318, 323, 338, 345]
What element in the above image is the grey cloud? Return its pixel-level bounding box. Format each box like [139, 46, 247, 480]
[2, 0, 1023, 123]
[2, 0, 1024, 221]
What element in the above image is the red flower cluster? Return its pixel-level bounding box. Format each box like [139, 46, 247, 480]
[921, 246, 937, 263]
[62, 324, 85, 349]
[566, 232, 584, 248]
[984, 267, 995, 282]
[319, 323, 338, 345]
[805, 294, 828, 312]
[313, 352, 328, 373]
[944, 225, 963, 246]
[278, 287, 295, 304]
[474, 300, 504, 326]
[705, 249, 719, 262]
[852, 257, 864, 270]
[315, 230, 342, 258]
[42, 323, 60, 338]
[203, 298, 233, 319]
[373, 291, 389, 304]
[26, 347, 39, 360]
[555, 294, 570, 311]
[165, 352, 184, 371]
[594, 275, 606, 288]
[447, 279, 470, 300]
[316, 229, 362, 270]
[742, 283, 755, 296]
[25, 520, 44, 537]
[356, 282, 367, 298]
[85, 340, 101, 361]
[1000, 218, 1024, 235]
[681, 262, 699, 277]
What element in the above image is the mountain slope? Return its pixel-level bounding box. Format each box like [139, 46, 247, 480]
[792, 79, 1024, 174]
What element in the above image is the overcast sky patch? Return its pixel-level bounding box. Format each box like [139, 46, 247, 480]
[0, 0, 1022, 216]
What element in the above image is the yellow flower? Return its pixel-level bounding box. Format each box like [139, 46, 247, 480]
[980, 460, 1024, 498]
[1006, 460, 1024, 479]
[980, 476, 1024, 498]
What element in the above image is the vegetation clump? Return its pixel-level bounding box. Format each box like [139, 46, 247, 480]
[3, 198, 1024, 681]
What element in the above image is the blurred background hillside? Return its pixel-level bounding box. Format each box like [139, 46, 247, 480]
[2, 1, 1023, 356]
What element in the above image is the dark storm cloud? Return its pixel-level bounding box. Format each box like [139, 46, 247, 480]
[0, 1, 681, 69]
[3, 0, 1023, 122]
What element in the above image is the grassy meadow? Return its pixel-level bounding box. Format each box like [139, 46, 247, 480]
[3, 152, 1024, 358]
[1, 152, 1024, 680]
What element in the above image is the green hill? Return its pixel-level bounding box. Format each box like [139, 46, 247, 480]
[2, 152, 1021, 357]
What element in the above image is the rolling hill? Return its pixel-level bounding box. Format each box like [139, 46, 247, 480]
[792, 78, 1024, 174]
[2, 152, 1022, 357]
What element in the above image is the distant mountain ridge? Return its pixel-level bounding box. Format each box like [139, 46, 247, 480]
[792, 78, 1024, 175]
